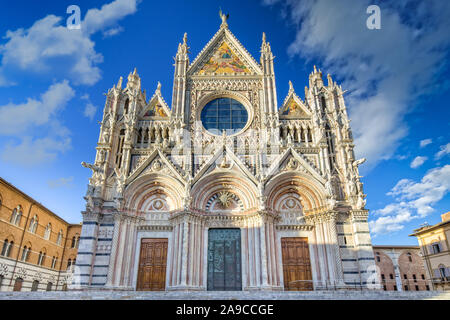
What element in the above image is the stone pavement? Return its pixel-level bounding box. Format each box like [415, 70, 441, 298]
[0, 290, 449, 300]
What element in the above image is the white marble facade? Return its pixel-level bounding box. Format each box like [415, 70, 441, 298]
[75, 16, 380, 291]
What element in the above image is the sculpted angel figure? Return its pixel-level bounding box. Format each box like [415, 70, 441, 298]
[219, 9, 229, 26]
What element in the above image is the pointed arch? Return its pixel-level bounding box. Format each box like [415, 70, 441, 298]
[191, 171, 258, 211]
[264, 171, 328, 214]
[124, 173, 185, 213]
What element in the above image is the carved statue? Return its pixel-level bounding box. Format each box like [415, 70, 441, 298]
[81, 161, 102, 173]
[102, 130, 110, 143]
[353, 158, 366, 167]
[98, 149, 106, 163]
[219, 9, 229, 26]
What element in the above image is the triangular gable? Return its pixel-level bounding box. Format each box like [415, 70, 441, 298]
[192, 145, 258, 186]
[126, 149, 185, 185]
[264, 147, 326, 185]
[279, 82, 311, 119]
[188, 27, 262, 76]
[197, 41, 250, 75]
[140, 83, 171, 119]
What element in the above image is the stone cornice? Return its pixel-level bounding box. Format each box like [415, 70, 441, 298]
[137, 225, 173, 232]
[276, 225, 314, 231]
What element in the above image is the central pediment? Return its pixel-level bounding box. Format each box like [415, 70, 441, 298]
[188, 26, 263, 76]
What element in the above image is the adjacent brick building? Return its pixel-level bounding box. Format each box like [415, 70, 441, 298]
[0, 177, 81, 291]
[373, 245, 431, 291]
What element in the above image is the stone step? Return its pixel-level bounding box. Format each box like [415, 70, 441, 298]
[0, 290, 449, 300]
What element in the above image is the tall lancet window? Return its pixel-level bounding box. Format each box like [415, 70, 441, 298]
[321, 96, 327, 114]
[115, 129, 125, 168]
[325, 124, 336, 170]
[124, 98, 130, 114]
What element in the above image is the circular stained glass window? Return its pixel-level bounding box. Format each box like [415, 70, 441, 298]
[200, 98, 248, 135]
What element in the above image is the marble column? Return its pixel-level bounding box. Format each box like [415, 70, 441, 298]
[327, 213, 346, 288]
[105, 213, 121, 288]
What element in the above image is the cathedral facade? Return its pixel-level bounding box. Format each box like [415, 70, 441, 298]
[75, 17, 379, 291]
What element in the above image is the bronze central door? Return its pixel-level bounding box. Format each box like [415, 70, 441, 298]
[207, 228, 242, 291]
[281, 237, 313, 291]
[137, 238, 168, 291]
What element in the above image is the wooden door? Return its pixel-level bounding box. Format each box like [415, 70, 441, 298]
[136, 238, 168, 291]
[207, 229, 242, 291]
[13, 278, 23, 291]
[281, 237, 313, 291]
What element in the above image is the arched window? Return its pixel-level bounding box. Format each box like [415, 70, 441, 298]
[325, 124, 336, 169]
[57, 230, 63, 245]
[137, 127, 143, 144]
[51, 256, 57, 269]
[44, 223, 52, 240]
[37, 250, 46, 266]
[46, 282, 53, 291]
[321, 96, 327, 113]
[1, 240, 14, 257]
[124, 98, 129, 114]
[28, 215, 38, 233]
[21, 245, 31, 261]
[71, 234, 80, 248]
[9, 208, 17, 224]
[1, 239, 9, 256]
[15, 206, 22, 225]
[0, 275, 3, 290]
[407, 252, 412, 262]
[67, 258, 72, 269]
[9, 206, 23, 226]
[115, 129, 126, 168]
[31, 280, 39, 291]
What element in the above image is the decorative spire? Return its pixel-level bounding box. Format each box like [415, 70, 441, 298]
[117, 76, 123, 89]
[219, 8, 229, 28]
[289, 80, 294, 92]
[156, 81, 161, 94]
[262, 32, 266, 45]
[327, 73, 333, 87]
[133, 67, 137, 75]
[177, 33, 189, 55]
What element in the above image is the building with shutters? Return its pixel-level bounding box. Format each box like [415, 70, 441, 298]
[0, 177, 81, 292]
[75, 14, 380, 291]
[410, 212, 450, 291]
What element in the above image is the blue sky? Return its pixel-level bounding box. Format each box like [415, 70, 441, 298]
[0, 0, 449, 245]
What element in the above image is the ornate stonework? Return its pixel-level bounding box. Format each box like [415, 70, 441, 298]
[77, 16, 378, 292]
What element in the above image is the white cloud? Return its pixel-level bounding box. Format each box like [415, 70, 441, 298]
[420, 139, 432, 148]
[0, 81, 74, 166]
[84, 102, 97, 121]
[1, 135, 71, 166]
[0, 80, 74, 135]
[265, 0, 450, 169]
[435, 143, 450, 159]
[80, 93, 97, 120]
[47, 176, 74, 189]
[410, 156, 427, 169]
[0, 0, 139, 86]
[370, 165, 450, 235]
